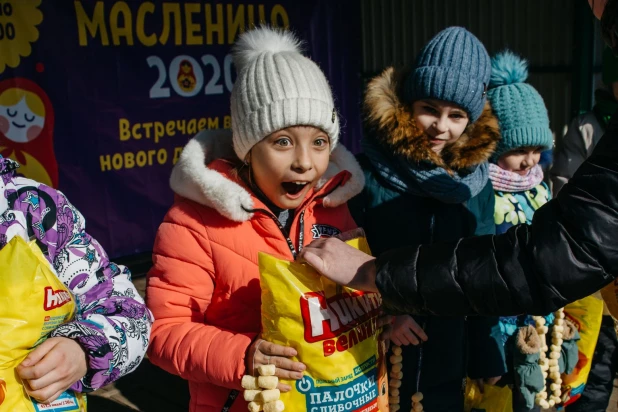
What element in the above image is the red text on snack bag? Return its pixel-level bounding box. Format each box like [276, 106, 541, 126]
[300, 291, 381, 343]
[323, 319, 377, 357]
[43, 287, 71, 311]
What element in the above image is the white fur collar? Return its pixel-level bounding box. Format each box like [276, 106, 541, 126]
[170, 129, 365, 222]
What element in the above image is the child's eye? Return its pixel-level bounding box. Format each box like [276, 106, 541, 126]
[450, 113, 465, 120]
[314, 138, 329, 147]
[275, 138, 292, 147]
[6, 108, 16, 118]
[423, 106, 438, 115]
[24, 113, 35, 122]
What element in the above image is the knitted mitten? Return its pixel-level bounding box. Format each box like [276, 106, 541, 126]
[513, 325, 545, 409]
[558, 318, 581, 375]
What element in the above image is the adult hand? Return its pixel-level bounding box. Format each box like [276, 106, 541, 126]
[298, 235, 378, 292]
[380, 315, 428, 346]
[246, 339, 306, 392]
[16, 337, 87, 404]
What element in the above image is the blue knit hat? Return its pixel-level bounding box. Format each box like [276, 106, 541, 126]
[404, 27, 491, 122]
[487, 51, 553, 160]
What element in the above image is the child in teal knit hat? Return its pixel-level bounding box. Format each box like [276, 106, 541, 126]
[487, 51, 553, 235]
[487, 51, 580, 412]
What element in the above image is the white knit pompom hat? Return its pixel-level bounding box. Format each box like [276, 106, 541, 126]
[230, 26, 340, 160]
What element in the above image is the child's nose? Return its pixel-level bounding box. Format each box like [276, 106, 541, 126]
[292, 148, 313, 172]
[524, 153, 537, 168]
[432, 116, 448, 134]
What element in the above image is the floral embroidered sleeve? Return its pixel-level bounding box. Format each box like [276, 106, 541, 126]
[5, 176, 153, 392]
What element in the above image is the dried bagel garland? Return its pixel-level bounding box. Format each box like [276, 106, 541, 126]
[533, 308, 565, 410]
[388, 345, 424, 412]
[242, 365, 285, 412]
[388, 309, 568, 411]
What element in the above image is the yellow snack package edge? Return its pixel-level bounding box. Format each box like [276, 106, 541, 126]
[259, 237, 388, 412]
[0, 236, 86, 412]
[464, 378, 513, 412]
[560, 295, 604, 407]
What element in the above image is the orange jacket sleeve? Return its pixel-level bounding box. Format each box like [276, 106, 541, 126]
[146, 202, 256, 389]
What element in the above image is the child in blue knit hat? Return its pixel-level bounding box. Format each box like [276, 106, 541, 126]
[348, 27, 505, 412]
[487, 51, 581, 412]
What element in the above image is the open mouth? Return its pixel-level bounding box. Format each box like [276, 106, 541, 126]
[281, 181, 309, 197]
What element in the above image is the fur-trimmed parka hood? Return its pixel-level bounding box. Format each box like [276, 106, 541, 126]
[364, 67, 500, 172]
[169, 129, 365, 222]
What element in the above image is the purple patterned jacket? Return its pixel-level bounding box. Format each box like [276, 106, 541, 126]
[0, 158, 152, 391]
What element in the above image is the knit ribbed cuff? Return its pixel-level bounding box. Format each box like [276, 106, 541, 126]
[232, 97, 339, 160]
[493, 126, 553, 159]
[405, 66, 487, 122]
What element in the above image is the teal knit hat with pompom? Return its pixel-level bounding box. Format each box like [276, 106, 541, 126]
[487, 51, 553, 160]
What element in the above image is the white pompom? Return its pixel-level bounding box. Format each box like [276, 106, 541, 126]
[232, 26, 302, 73]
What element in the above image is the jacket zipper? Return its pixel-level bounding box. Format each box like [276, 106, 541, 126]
[244, 186, 335, 260]
[250, 208, 306, 260]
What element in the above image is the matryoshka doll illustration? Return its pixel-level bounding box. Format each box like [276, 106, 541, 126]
[0, 77, 57, 187]
[177, 59, 197, 93]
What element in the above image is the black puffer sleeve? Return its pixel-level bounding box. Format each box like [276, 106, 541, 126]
[376, 122, 618, 316]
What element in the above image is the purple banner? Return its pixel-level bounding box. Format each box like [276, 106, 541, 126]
[0, 0, 362, 258]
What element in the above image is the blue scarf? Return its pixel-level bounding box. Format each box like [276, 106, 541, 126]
[362, 137, 489, 204]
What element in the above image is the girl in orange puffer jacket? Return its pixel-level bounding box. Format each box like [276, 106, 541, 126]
[145, 26, 365, 412]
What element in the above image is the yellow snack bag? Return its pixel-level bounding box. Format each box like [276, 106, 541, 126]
[259, 237, 388, 412]
[464, 378, 512, 412]
[560, 296, 604, 407]
[0, 236, 87, 412]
